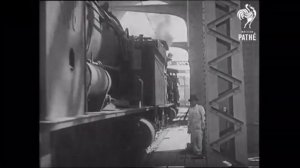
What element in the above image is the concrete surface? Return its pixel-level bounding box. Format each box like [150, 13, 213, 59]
[141, 107, 245, 167]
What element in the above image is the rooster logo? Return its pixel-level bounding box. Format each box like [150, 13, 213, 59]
[237, 4, 256, 29]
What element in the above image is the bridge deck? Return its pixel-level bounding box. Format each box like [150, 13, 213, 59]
[140, 107, 253, 167]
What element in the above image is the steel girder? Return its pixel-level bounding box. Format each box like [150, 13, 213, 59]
[204, 0, 248, 165]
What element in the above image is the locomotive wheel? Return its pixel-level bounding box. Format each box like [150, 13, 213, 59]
[133, 118, 155, 149]
[168, 107, 177, 122]
[175, 107, 179, 115]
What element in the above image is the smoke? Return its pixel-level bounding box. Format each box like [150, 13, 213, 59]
[120, 11, 175, 47]
[153, 15, 174, 47]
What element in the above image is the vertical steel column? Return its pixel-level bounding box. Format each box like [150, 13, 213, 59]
[187, 0, 215, 162]
[203, 0, 248, 165]
[229, 1, 248, 164]
[202, 1, 220, 154]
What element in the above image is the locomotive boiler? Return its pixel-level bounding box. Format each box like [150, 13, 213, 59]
[40, 1, 180, 167]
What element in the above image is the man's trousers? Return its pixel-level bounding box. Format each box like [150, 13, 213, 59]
[190, 129, 203, 155]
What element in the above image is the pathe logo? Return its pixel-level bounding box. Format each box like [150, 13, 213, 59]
[237, 4, 257, 29]
[237, 4, 257, 41]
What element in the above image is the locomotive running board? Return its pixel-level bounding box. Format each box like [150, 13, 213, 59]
[40, 106, 155, 132]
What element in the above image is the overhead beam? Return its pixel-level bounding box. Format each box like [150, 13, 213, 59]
[108, 1, 186, 7]
[171, 42, 188, 50]
[110, 4, 187, 20]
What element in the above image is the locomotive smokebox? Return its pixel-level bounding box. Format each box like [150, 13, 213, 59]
[86, 62, 111, 111]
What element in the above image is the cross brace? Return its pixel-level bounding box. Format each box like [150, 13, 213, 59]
[206, 0, 244, 150]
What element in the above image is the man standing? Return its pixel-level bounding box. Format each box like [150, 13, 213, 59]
[187, 95, 206, 157]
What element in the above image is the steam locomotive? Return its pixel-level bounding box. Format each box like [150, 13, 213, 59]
[40, 1, 179, 166]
